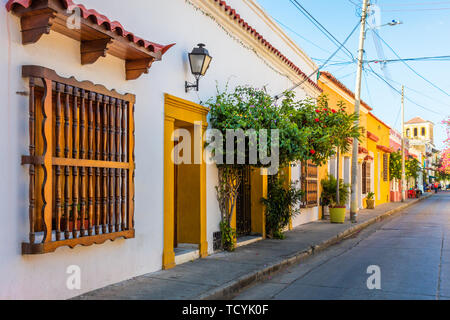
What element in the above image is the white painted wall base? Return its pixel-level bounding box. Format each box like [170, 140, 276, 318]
[292, 207, 320, 228]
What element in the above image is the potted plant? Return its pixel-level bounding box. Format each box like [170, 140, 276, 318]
[321, 175, 350, 223]
[366, 192, 375, 209]
[321, 175, 334, 219]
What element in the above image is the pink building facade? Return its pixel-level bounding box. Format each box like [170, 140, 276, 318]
[389, 129, 408, 202]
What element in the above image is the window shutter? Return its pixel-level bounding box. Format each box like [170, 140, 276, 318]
[366, 162, 371, 193]
[362, 162, 367, 195]
[383, 154, 388, 181]
[21, 66, 136, 255]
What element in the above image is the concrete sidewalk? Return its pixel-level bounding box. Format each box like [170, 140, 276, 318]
[76, 194, 432, 300]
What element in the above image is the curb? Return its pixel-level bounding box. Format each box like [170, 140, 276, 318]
[199, 194, 432, 300]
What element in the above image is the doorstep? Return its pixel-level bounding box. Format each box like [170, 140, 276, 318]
[236, 235, 263, 248]
[174, 244, 200, 265]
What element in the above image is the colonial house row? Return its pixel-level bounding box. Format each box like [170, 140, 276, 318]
[317, 72, 392, 210]
[0, 0, 325, 299]
[389, 117, 440, 200]
[404, 117, 440, 187]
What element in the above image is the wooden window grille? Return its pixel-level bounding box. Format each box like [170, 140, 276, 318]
[301, 160, 318, 208]
[383, 154, 388, 182]
[362, 161, 371, 194]
[21, 66, 135, 255]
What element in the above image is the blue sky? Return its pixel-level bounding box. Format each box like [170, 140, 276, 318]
[258, 0, 450, 149]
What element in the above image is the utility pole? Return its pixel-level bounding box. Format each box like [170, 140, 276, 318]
[350, 0, 370, 223]
[401, 85, 406, 202]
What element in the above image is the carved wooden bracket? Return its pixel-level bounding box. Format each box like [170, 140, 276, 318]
[126, 58, 154, 81]
[21, 10, 56, 44]
[7, 0, 174, 80]
[81, 38, 113, 65]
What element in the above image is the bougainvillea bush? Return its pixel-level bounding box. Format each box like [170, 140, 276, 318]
[206, 86, 361, 250]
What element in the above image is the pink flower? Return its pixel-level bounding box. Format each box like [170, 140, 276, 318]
[315, 118, 320, 122]
[331, 109, 337, 113]
[310, 149, 316, 155]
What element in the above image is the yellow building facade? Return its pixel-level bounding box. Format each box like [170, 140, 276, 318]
[367, 112, 392, 206]
[318, 72, 392, 210]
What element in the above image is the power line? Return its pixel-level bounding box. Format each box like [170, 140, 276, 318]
[273, 17, 346, 59]
[381, 1, 450, 6]
[382, 8, 450, 12]
[348, 0, 362, 9]
[273, 20, 361, 100]
[323, 55, 450, 67]
[337, 70, 356, 80]
[372, 30, 450, 98]
[363, 67, 374, 107]
[368, 55, 450, 64]
[382, 76, 450, 109]
[312, 57, 350, 64]
[366, 63, 446, 116]
[289, 0, 356, 61]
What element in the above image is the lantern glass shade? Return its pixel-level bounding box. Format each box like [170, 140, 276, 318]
[188, 44, 212, 76]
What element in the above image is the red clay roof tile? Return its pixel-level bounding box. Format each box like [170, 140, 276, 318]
[213, 0, 322, 93]
[320, 71, 373, 111]
[6, 0, 175, 55]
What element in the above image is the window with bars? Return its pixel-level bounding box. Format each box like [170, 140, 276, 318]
[362, 161, 371, 195]
[21, 66, 135, 255]
[383, 154, 389, 182]
[301, 160, 318, 208]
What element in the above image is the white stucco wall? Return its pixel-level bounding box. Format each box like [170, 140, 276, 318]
[0, 0, 319, 299]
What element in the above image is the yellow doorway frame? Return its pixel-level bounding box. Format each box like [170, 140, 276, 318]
[163, 94, 209, 270]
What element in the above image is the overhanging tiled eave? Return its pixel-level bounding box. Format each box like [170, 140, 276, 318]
[7, 0, 175, 80]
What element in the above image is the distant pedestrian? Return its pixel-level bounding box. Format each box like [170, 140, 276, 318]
[434, 182, 439, 193]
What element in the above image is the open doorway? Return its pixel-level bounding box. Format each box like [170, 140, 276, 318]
[163, 94, 209, 269]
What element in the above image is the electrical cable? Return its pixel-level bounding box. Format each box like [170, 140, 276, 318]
[289, 0, 356, 61]
[363, 67, 374, 107]
[372, 30, 450, 97]
[382, 8, 450, 12]
[381, 1, 450, 6]
[368, 55, 450, 64]
[273, 20, 361, 100]
[366, 63, 446, 116]
[273, 17, 345, 59]
[383, 77, 450, 109]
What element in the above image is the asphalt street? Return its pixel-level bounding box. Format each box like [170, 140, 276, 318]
[235, 192, 450, 300]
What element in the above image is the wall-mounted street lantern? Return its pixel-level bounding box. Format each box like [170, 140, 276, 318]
[185, 43, 212, 92]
